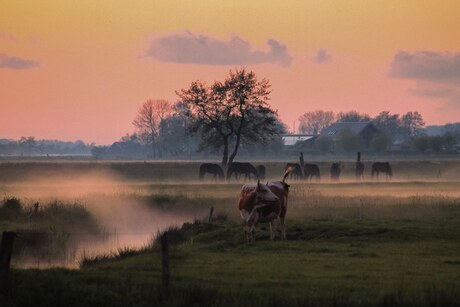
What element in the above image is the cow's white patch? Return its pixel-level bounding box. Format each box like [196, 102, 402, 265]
[240, 209, 251, 221]
[241, 184, 257, 192]
[268, 181, 284, 190]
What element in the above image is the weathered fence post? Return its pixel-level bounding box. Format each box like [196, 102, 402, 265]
[0, 231, 16, 292]
[160, 234, 170, 295]
[208, 206, 214, 223]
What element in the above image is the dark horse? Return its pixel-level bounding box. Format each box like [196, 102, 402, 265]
[304, 163, 320, 181]
[371, 162, 392, 179]
[227, 162, 259, 181]
[256, 165, 266, 180]
[330, 162, 342, 181]
[285, 163, 303, 180]
[198, 163, 224, 181]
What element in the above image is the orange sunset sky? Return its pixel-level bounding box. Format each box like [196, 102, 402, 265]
[1, 1, 460, 144]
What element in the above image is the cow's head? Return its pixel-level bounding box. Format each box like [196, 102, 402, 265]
[255, 180, 279, 203]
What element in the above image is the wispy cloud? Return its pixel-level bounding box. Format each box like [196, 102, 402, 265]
[389, 50, 460, 108]
[313, 49, 332, 63]
[0, 32, 17, 42]
[146, 32, 292, 67]
[0, 52, 39, 70]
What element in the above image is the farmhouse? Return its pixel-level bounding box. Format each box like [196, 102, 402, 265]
[321, 121, 383, 147]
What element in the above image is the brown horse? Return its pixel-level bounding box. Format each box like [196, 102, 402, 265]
[371, 162, 392, 180]
[304, 163, 320, 181]
[330, 162, 342, 181]
[227, 162, 259, 181]
[198, 163, 224, 181]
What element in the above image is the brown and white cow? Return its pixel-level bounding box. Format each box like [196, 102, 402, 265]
[238, 180, 279, 242]
[237, 168, 292, 241]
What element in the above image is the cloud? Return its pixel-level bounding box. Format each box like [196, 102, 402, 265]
[0, 52, 39, 70]
[146, 32, 292, 67]
[313, 49, 332, 63]
[389, 50, 460, 108]
[0, 32, 17, 42]
[389, 50, 460, 82]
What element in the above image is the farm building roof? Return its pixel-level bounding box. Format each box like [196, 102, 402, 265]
[321, 122, 380, 137]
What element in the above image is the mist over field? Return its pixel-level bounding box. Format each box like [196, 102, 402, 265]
[1, 160, 459, 268]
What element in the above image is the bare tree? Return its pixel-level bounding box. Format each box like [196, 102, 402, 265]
[298, 110, 335, 134]
[133, 99, 172, 158]
[153, 99, 173, 122]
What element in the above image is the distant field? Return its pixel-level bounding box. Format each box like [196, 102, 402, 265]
[1, 160, 460, 306]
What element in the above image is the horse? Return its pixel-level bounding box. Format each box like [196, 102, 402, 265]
[330, 162, 342, 181]
[256, 165, 266, 180]
[371, 162, 392, 180]
[227, 162, 259, 181]
[304, 163, 320, 181]
[198, 163, 225, 181]
[285, 163, 303, 180]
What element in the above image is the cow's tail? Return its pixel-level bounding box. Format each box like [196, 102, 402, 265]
[282, 167, 294, 182]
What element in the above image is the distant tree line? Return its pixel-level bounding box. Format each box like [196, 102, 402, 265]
[298, 110, 425, 139]
[0, 137, 93, 156]
[297, 110, 459, 154]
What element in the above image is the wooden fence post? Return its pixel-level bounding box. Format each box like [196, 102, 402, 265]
[160, 234, 170, 295]
[0, 231, 16, 292]
[208, 207, 214, 223]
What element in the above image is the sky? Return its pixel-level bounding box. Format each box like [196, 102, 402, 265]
[1, 0, 460, 144]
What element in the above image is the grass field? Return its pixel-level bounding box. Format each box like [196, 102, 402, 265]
[1, 160, 460, 306]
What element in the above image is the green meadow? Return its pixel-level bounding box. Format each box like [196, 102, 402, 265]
[1, 160, 460, 306]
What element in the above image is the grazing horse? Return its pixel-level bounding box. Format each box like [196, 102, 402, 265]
[227, 162, 259, 181]
[304, 163, 320, 181]
[285, 163, 303, 180]
[371, 162, 392, 180]
[198, 163, 225, 181]
[256, 165, 266, 180]
[330, 162, 342, 181]
[238, 180, 280, 242]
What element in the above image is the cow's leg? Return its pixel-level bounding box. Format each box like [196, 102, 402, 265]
[249, 225, 256, 242]
[280, 216, 286, 240]
[269, 221, 275, 240]
[244, 225, 252, 242]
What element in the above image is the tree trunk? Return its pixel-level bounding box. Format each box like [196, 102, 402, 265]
[151, 141, 156, 159]
[221, 137, 229, 166]
[229, 131, 242, 165]
[229, 116, 244, 164]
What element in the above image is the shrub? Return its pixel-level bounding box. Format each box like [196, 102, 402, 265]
[0, 197, 23, 220]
